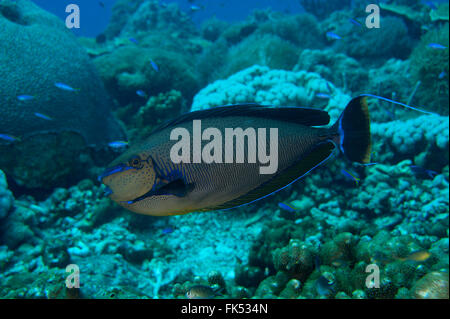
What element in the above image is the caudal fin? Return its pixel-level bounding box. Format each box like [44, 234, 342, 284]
[333, 96, 372, 164]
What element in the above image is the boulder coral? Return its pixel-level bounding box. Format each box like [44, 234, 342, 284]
[410, 23, 449, 115]
[94, 46, 200, 106]
[0, 0, 125, 188]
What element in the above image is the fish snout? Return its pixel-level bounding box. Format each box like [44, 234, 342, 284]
[98, 163, 156, 203]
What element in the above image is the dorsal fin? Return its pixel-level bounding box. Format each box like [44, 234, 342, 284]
[154, 104, 330, 132]
[204, 141, 336, 211]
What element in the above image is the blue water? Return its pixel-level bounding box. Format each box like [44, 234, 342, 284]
[0, 0, 449, 300]
[32, 0, 305, 36]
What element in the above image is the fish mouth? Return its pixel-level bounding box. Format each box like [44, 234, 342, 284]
[103, 186, 113, 196]
[123, 178, 193, 205]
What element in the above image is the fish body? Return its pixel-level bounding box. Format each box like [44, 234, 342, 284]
[278, 202, 296, 213]
[149, 59, 159, 72]
[341, 168, 360, 186]
[129, 37, 139, 44]
[34, 112, 53, 121]
[0, 134, 21, 142]
[186, 285, 220, 299]
[397, 250, 431, 262]
[349, 18, 362, 26]
[136, 90, 147, 98]
[421, 0, 437, 10]
[326, 32, 341, 40]
[316, 93, 331, 99]
[99, 97, 371, 216]
[190, 5, 203, 12]
[54, 82, 78, 92]
[17, 95, 35, 101]
[108, 141, 129, 149]
[428, 43, 447, 50]
[316, 272, 336, 296]
[409, 165, 438, 179]
[162, 227, 174, 234]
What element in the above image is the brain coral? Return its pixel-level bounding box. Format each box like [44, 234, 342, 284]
[0, 0, 125, 146]
[0, 0, 125, 187]
[191, 65, 351, 123]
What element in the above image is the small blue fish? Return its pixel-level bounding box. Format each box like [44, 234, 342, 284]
[162, 227, 174, 234]
[428, 43, 447, 50]
[129, 37, 139, 44]
[421, 0, 437, 10]
[341, 169, 360, 186]
[0, 134, 20, 142]
[108, 141, 129, 149]
[17, 95, 35, 101]
[278, 202, 296, 213]
[190, 5, 203, 12]
[349, 18, 362, 26]
[316, 93, 331, 99]
[316, 273, 336, 296]
[136, 90, 147, 98]
[34, 112, 53, 121]
[438, 71, 446, 79]
[326, 32, 341, 40]
[54, 82, 78, 92]
[409, 165, 438, 179]
[149, 59, 159, 72]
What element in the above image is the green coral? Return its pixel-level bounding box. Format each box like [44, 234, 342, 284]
[94, 46, 199, 105]
[117, 90, 184, 143]
[410, 23, 449, 115]
[216, 34, 299, 80]
[0, 0, 125, 189]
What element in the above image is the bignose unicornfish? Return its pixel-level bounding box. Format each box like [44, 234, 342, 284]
[98, 96, 371, 216]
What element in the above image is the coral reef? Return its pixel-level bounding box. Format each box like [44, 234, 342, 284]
[294, 49, 368, 94]
[191, 65, 350, 121]
[0, 170, 13, 220]
[216, 34, 299, 79]
[0, 0, 448, 301]
[409, 23, 449, 115]
[0, 0, 125, 188]
[93, 46, 200, 106]
[323, 14, 413, 63]
[119, 90, 185, 143]
[105, 0, 197, 40]
[299, 0, 352, 19]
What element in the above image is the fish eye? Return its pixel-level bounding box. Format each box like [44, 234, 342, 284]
[128, 156, 143, 169]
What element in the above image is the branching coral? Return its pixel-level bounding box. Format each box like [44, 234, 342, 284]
[191, 65, 351, 123]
